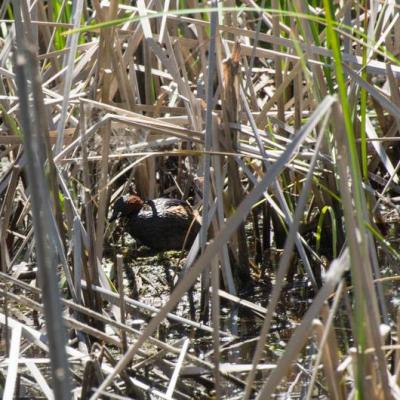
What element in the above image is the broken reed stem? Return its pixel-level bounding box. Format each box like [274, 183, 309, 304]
[117, 254, 128, 354]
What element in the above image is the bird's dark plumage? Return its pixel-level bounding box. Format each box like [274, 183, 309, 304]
[109, 195, 200, 251]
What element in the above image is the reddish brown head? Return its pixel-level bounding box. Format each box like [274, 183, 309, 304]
[109, 195, 144, 222]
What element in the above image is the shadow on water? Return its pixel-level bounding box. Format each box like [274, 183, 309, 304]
[110, 241, 322, 398]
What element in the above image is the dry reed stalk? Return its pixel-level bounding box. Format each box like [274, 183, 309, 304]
[12, 3, 71, 397]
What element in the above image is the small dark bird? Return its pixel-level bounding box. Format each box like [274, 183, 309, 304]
[109, 195, 200, 251]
